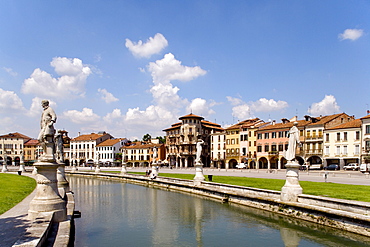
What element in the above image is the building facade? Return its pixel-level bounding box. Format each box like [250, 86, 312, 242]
[324, 119, 361, 168]
[163, 114, 223, 168]
[0, 132, 31, 166]
[69, 132, 113, 166]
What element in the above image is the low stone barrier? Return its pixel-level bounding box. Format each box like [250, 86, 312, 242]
[13, 191, 76, 247]
[68, 171, 370, 238]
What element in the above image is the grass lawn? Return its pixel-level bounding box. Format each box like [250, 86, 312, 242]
[0, 173, 36, 215]
[121, 172, 370, 202]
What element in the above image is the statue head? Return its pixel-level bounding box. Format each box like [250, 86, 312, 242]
[41, 100, 49, 109]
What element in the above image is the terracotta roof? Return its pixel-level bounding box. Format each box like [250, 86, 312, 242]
[179, 113, 204, 120]
[361, 114, 370, 120]
[96, 138, 126, 147]
[326, 119, 362, 130]
[307, 113, 347, 126]
[0, 132, 32, 140]
[121, 143, 163, 149]
[24, 139, 39, 146]
[259, 120, 311, 131]
[71, 133, 111, 141]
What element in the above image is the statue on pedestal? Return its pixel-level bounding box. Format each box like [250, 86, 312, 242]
[37, 100, 57, 162]
[195, 139, 204, 164]
[281, 122, 303, 202]
[194, 139, 205, 184]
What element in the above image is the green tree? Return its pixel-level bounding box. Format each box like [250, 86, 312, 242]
[143, 133, 152, 142]
[156, 136, 166, 144]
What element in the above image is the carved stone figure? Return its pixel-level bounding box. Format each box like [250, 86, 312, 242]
[195, 139, 204, 163]
[55, 130, 64, 163]
[284, 122, 300, 161]
[37, 100, 57, 161]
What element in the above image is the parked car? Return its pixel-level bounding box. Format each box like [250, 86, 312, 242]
[343, 163, 360, 171]
[308, 164, 323, 170]
[236, 163, 247, 169]
[325, 164, 340, 170]
[360, 163, 370, 173]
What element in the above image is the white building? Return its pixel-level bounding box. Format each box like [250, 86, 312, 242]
[324, 119, 361, 168]
[210, 131, 226, 168]
[69, 132, 113, 166]
[361, 114, 370, 163]
[0, 132, 31, 166]
[96, 138, 128, 166]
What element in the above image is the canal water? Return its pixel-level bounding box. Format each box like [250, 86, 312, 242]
[69, 176, 370, 247]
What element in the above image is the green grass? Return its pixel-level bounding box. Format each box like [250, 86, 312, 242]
[0, 174, 36, 214]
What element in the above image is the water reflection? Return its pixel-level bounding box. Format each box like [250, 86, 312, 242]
[68, 176, 370, 247]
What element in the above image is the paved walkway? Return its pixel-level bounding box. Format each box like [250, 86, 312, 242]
[0, 172, 36, 247]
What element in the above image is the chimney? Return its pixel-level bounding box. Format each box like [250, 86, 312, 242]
[78, 132, 81, 136]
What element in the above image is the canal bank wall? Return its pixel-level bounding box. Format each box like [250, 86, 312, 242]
[68, 171, 370, 238]
[13, 191, 76, 247]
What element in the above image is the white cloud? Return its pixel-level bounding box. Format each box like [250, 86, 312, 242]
[339, 29, 364, 41]
[186, 98, 216, 117]
[126, 33, 168, 58]
[22, 57, 92, 100]
[103, 109, 123, 123]
[250, 98, 289, 112]
[309, 95, 340, 116]
[63, 108, 100, 125]
[148, 53, 207, 85]
[0, 88, 26, 113]
[3, 67, 18, 77]
[98, 88, 119, 103]
[227, 96, 288, 120]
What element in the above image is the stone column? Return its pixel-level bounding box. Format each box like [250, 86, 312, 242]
[280, 161, 303, 202]
[121, 161, 127, 175]
[193, 160, 205, 185]
[28, 161, 66, 222]
[57, 162, 70, 194]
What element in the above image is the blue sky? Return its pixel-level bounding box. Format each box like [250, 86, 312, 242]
[1, 1, 369, 140]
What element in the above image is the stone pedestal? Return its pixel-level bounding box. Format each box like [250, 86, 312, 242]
[2, 164, 8, 173]
[19, 164, 26, 172]
[95, 164, 101, 173]
[71, 164, 77, 172]
[121, 162, 127, 175]
[57, 162, 70, 193]
[193, 161, 205, 185]
[151, 163, 159, 178]
[28, 161, 66, 222]
[280, 161, 303, 202]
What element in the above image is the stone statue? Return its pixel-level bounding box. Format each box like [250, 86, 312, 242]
[37, 100, 57, 161]
[55, 130, 64, 163]
[195, 139, 204, 163]
[153, 146, 158, 160]
[284, 122, 300, 161]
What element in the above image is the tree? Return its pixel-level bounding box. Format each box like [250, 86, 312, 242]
[156, 136, 166, 144]
[143, 133, 151, 142]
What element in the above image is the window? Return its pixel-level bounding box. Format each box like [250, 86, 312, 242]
[264, 133, 269, 139]
[326, 133, 329, 142]
[278, 144, 284, 151]
[343, 145, 348, 155]
[300, 130, 303, 136]
[271, 132, 276, 138]
[257, 133, 262, 139]
[271, 145, 277, 152]
[336, 133, 340, 141]
[312, 130, 317, 138]
[242, 147, 246, 156]
[343, 132, 348, 141]
[257, 146, 262, 152]
[355, 145, 360, 155]
[356, 131, 360, 140]
[307, 130, 311, 138]
[318, 130, 323, 138]
[325, 146, 330, 155]
[366, 125, 370, 134]
[336, 146, 340, 155]
[264, 145, 269, 152]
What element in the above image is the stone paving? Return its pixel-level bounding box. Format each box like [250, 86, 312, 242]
[0, 172, 36, 247]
